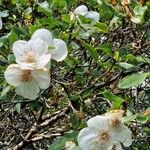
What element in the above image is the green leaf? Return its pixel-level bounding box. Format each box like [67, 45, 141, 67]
[0, 32, 11, 48]
[122, 114, 138, 123]
[103, 90, 124, 109]
[136, 56, 150, 64]
[52, 0, 67, 9]
[0, 11, 9, 17]
[93, 22, 108, 33]
[146, 30, 150, 40]
[131, 6, 148, 24]
[78, 15, 92, 24]
[64, 56, 78, 68]
[15, 103, 21, 114]
[118, 73, 150, 89]
[1, 86, 10, 97]
[97, 0, 116, 19]
[117, 62, 134, 69]
[8, 54, 16, 64]
[80, 40, 99, 62]
[96, 43, 112, 56]
[38, 1, 52, 16]
[48, 132, 78, 150]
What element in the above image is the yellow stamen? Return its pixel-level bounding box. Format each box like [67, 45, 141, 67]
[23, 51, 36, 63]
[20, 70, 32, 82]
[97, 130, 110, 144]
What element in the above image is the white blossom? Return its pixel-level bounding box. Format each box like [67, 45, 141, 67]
[31, 29, 68, 62]
[12, 38, 51, 69]
[105, 110, 132, 147]
[78, 111, 132, 150]
[74, 5, 100, 22]
[5, 64, 50, 100]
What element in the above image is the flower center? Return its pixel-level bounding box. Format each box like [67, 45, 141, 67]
[97, 130, 110, 144]
[20, 70, 32, 82]
[110, 118, 121, 127]
[23, 51, 37, 63]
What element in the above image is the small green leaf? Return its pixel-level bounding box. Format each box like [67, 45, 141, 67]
[97, 43, 112, 56]
[38, 1, 52, 16]
[64, 56, 78, 68]
[1, 86, 10, 97]
[48, 132, 78, 150]
[0, 11, 9, 17]
[15, 103, 21, 114]
[8, 54, 16, 64]
[119, 73, 150, 89]
[146, 30, 150, 40]
[93, 22, 108, 33]
[131, 6, 148, 24]
[136, 56, 150, 64]
[117, 62, 134, 69]
[80, 40, 99, 62]
[52, 0, 67, 9]
[103, 90, 124, 109]
[122, 114, 137, 123]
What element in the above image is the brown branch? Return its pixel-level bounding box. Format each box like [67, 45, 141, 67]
[8, 107, 69, 150]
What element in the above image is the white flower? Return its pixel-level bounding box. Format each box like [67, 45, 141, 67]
[5, 64, 50, 100]
[0, 17, 2, 29]
[105, 110, 132, 148]
[12, 38, 51, 69]
[74, 5, 100, 22]
[78, 112, 132, 150]
[31, 29, 68, 62]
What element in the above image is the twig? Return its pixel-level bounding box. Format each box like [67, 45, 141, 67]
[8, 107, 69, 150]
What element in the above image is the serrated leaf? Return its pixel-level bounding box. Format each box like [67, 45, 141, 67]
[118, 73, 150, 89]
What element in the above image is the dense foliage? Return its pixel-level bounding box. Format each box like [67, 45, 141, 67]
[0, 0, 150, 150]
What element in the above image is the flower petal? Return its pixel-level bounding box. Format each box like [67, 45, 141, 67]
[51, 39, 68, 61]
[32, 69, 50, 89]
[78, 128, 98, 150]
[84, 11, 100, 22]
[38, 54, 51, 67]
[12, 40, 28, 62]
[96, 143, 113, 150]
[16, 80, 39, 100]
[28, 38, 48, 56]
[111, 125, 132, 147]
[0, 17, 2, 29]
[87, 116, 109, 131]
[74, 5, 88, 15]
[31, 28, 54, 45]
[115, 143, 123, 150]
[4, 64, 21, 86]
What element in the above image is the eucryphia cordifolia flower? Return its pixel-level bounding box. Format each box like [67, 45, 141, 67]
[5, 64, 50, 100]
[74, 5, 100, 22]
[12, 38, 51, 69]
[31, 29, 68, 62]
[78, 110, 132, 150]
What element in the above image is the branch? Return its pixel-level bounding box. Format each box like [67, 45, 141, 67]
[8, 107, 69, 150]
